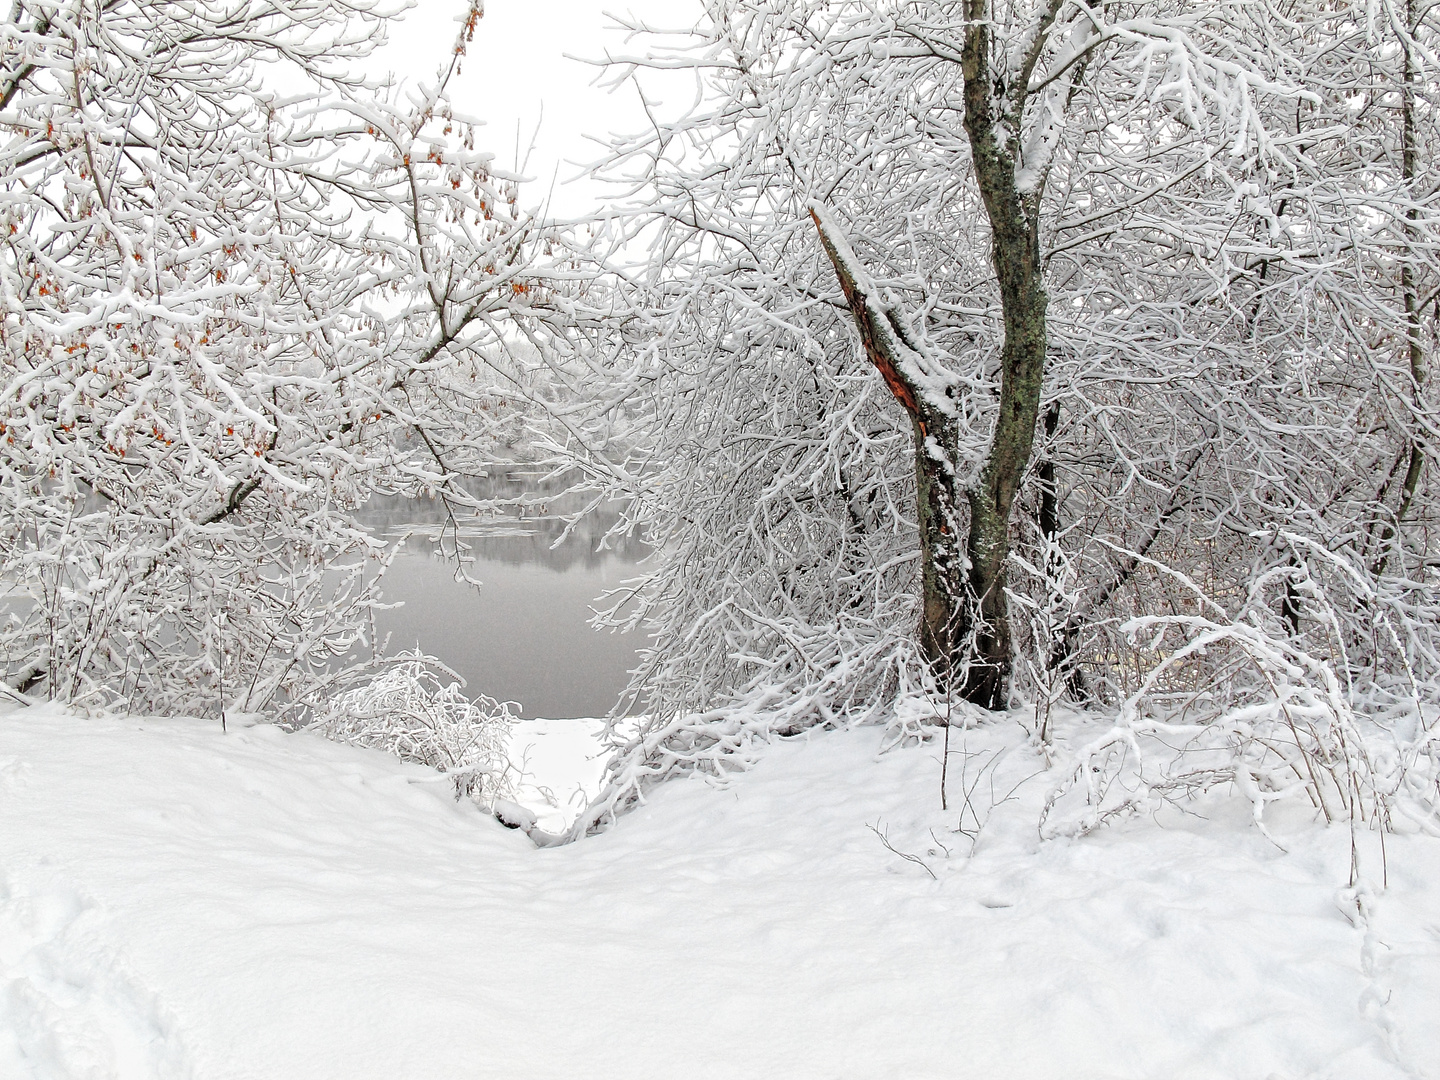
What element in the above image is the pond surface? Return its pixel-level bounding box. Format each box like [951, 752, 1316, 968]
[360, 475, 648, 720]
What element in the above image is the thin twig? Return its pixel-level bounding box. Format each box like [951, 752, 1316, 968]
[868, 821, 937, 880]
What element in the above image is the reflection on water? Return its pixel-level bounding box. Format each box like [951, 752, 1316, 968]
[360, 471, 647, 720]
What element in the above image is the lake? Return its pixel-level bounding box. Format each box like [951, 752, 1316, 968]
[359, 475, 649, 720]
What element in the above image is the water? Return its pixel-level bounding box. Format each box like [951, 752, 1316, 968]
[360, 475, 648, 719]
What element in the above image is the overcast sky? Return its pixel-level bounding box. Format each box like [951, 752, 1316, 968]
[379, 0, 691, 217]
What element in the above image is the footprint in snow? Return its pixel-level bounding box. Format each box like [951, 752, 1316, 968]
[0, 871, 193, 1080]
[0, 754, 30, 794]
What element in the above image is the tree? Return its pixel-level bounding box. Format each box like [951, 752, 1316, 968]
[0, 0, 580, 716]
[804, 1, 1352, 707]
[567, 0, 1438, 832]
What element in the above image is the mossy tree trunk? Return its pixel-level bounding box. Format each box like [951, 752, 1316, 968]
[812, 0, 1062, 709]
[954, 0, 1054, 708]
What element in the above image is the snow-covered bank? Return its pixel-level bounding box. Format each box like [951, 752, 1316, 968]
[2, 704, 1437, 1079]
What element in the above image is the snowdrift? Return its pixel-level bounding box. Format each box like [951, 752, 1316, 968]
[1, 702, 1437, 1079]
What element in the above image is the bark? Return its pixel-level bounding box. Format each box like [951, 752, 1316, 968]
[810, 211, 968, 686]
[812, 2, 1062, 709]
[956, 2, 1051, 708]
[913, 415, 969, 678]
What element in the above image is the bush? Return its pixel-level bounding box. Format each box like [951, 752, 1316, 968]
[312, 656, 518, 808]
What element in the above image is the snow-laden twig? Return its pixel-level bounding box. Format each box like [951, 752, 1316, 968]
[310, 654, 519, 808]
[547, 0, 1438, 838]
[0, 0, 602, 717]
[1040, 564, 1440, 840]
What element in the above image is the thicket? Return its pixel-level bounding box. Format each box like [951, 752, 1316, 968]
[558, 0, 1440, 838]
[4, 1, 1436, 842]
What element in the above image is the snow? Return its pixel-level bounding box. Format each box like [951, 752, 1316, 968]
[2, 701, 1438, 1079]
[807, 201, 961, 418]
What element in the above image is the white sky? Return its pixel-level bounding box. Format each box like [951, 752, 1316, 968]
[378, 0, 696, 218]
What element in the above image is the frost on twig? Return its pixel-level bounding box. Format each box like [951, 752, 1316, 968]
[554, 0, 1437, 836]
[311, 654, 519, 809]
[0, 0, 594, 718]
[1040, 551, 1440, 842]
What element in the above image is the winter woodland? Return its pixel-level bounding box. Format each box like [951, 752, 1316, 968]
[2, 0, 1437, 841]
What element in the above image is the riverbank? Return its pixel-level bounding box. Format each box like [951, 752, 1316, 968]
[2, 702, 1436, 1078]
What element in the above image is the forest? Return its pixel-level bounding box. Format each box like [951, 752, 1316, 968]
[1, 2, 1438, 1075]
[4, 0, 1433, 838]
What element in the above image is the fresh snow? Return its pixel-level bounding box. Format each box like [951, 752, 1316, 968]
[2, 702, 1437, 1079]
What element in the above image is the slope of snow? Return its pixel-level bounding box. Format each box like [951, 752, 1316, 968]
[1, 702, 1436, 1080]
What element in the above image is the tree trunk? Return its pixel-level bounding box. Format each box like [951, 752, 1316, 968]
[954, 2, 1050, 709]
[812, 196, 1039, 710]
[809, 208, 969, 688]
[1036, 403, 1086, 698]
[1375, 0, 1428, 577]
[810, 5, 1056, 710]
[910, 412, 969, 683]
[812, 194, 1042, 708]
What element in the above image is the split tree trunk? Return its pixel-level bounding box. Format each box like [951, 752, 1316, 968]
[810, 209, 969, 691]
[809, 6, 1051, 710]
[812, 198, 1046, 709]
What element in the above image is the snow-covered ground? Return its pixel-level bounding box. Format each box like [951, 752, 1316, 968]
[2, 702, 1437, 1079]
